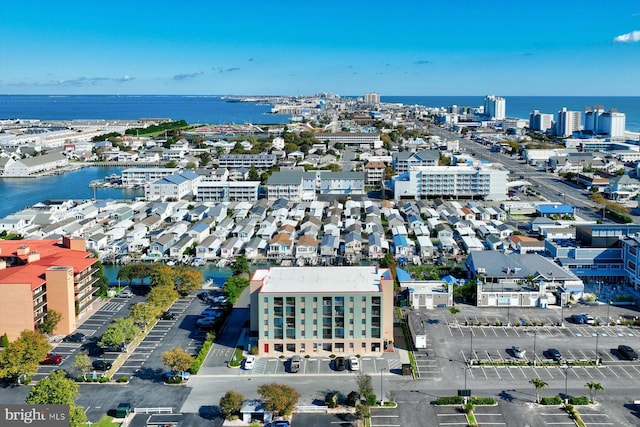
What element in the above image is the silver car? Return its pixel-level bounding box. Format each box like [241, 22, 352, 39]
[512, 345, 526, 358]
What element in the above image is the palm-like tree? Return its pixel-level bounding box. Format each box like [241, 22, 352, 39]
[529, 377, 548, 403]
[449, 306, 461, 325]
[585, 381, 604, 404]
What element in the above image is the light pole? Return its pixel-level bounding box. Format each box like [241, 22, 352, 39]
[532, 330, 537, 366]
[380, 368, 386, 405]
[470, 331, 474, 363]
[595, 331, 600, 364]
[564, 366, 569, 404]
[606, 300, 611, 326]
[507, 300, 511, 327]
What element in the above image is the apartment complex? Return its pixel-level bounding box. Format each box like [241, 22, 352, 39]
[121, 167, 180, 186]
[249, 266, 394, 355]
[391, 164, 509, 200]
[556, 107, 582, 137]
[194, 180, 260, 202]
[0, 237, 100, 340]
[529, 110, 554, 132]
[584, 106, 626, 138]
[267, 170, 365, 200]
[392, 150, 440, 173]
[218, 154, 277, 169]
[484, 95, 506, 120]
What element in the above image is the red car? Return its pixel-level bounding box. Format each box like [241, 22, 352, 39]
[40, 352, 62, 365]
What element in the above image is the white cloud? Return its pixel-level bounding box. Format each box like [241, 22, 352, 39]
[613, 30, 640, 43]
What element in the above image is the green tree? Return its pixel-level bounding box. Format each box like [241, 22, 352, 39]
[26, 370, 87, 427]
[130, 302, 161, 330]
[164, 161, 178, 168]
[148, 284, 179, 310]
[197, 151, 212, 167]
[355, 403, 370, 423]
[219, 390, 244, 418]
[0, 330, 51, 383]
[0, 333, 9, 347]
[585, 381, 604, 404]
[174, 266, 204, 296]
[257, 383, 300, 416]
[448, 306, 461, 325]
[38, 309, 63, 334]
[248, 166, 260, 181]
[529, 377, 548, 403]
[356, 372, 374, 401]
[99, 317, 140, 347]
[150, 265, 176, 287]
[232, 255, 250, 278]
[72, 351, 92, 381]
[161, 346, 195, 374]
[27, 369, 78, 404]
[223, 276, 249, 304]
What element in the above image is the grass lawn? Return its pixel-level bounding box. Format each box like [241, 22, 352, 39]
[87, 415, 121, 426]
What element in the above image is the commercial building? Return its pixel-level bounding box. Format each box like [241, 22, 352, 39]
[0, 237, 100, 340]
[2, 152, 68, 177]
[315, 133, 382, 149]
[391, 164, 509, 200]
[249, 266, 394, 355]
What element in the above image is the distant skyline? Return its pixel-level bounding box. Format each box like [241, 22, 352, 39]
[2, 1, 640, 96]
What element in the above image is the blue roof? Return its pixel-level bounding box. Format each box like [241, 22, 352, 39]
[393, 235, 409, 247]
[537, 205, 574, 215]
[396, 267, 412, 282]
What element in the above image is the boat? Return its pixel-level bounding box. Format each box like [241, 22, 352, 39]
[216, 259, 227, 268]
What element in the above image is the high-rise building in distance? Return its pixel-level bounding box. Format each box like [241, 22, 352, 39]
[584, 105, 626, 138]
[555, 107, 581, 137]
[484, 95, 506, 120]
[364, 92, 380, 105]
[529, 110, 554, 132]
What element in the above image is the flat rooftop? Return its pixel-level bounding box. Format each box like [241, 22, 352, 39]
[253, 266, 389, 294]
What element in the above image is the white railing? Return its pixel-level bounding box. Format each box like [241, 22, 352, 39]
[133, 407, 173, 414]
[294, 405, 328, 413]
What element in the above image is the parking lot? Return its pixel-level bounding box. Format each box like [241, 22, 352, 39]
[243, 355, 402, 376]
[432, 404, 507, 427]
[36, 294, 138, 380]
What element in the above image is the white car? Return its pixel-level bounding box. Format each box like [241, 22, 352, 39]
[512, 346, 526, 358]
[349, 357, 360, 371]
[244, 356, 255, 370]
[117, 289, 133, 298]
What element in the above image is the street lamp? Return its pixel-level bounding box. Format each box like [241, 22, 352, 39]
[469, 331, 474, 363]
[380, 368, 386, 405]
[449, 359, 468, 398]
[532, 330, 537, 366]
[564, 366, 570, 404]
[595, 331, 600, 364]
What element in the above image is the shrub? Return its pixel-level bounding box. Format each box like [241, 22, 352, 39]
[540, 396, 562, 405]
[434, 396, 463, 405]
[76, 376, 85, 382]
[469, 397, 495, 405]
[325, 392, 339, 408]
[117, 376, 129, 383]
[166, 376, 183, 384]
[366, 394, 377, 406]
[346, 391, 360, 407]
[569, 396, 589, 405]
[329, 354, 336, 359]
[304, 354, 310, 359]
[99, 376, 110, 383]
[190, 340, 212, 374]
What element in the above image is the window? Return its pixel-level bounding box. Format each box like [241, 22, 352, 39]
[274, 344, 284, 353]
[286, 343, 295, 352]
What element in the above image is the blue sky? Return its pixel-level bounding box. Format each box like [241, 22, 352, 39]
[2, 0, 640, 96]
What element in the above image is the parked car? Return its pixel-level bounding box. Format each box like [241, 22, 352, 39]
[289, 355, 301, 373]
[40, 352, 62, 365]
[101, 343, 127, 353]
[582, 314, 595, 325]
[334, 356, 346, 371]
[571, 314, 586, 324]
[164, 370, 190, 381]
[618, 345, 639, 360]
[197, 291, 209, 301]
[244, 356, 255, 370]
[160, 311, 177, 320]
[117, 289, 133, 298]
[547, 348, 563, 361]
[511, 346, 526, 359]
[196, 317, 216, 328]
[115, 402, 131, 418]
[63, 332, 86, 343]
[270, 422, 290, 427]
[199, 308, 220, 318]
[349, 356, 360, 371]
[212, 296, 228, 304]
[91, 360, 113, 371]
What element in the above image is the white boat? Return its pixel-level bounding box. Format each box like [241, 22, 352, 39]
[216, 259, 227, 268]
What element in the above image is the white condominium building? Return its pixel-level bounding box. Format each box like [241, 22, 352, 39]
[364, 92, 380, 105]
[529, 110, 554, 132]
[392, 164, 509, 200]
[484, 95, 506, 120]
[584, 106, 626, 138]
[556, 107, 582, 137]
[121, 167, 180, 186]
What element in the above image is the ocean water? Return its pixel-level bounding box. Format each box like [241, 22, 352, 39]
[1, 95, 639, 131]
[0, 95, 289, 124]
[383, 95, 640, 132]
